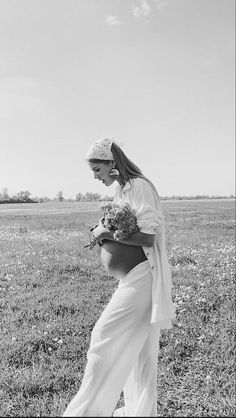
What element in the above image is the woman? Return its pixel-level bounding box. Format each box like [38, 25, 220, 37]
[63, 138, 175, 417]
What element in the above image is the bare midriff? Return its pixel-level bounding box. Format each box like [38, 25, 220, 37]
[100, 239, 147, 280]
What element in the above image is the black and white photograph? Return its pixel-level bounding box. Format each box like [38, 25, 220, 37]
[0, 0, 235, 416]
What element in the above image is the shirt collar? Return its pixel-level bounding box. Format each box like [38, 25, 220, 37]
[115, 180, 132, 197]
[119, 179, 132, 193]
[122, 180, 132, 192]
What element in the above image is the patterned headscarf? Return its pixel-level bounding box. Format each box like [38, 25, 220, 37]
[86, 138, 114, 160]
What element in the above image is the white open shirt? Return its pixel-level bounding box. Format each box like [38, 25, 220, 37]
[113, 177, 175, 329]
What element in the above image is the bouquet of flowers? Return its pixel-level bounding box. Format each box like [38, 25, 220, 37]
[84, 202, 139, 250]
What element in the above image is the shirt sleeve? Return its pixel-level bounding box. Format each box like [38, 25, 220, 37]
[130, 178, 164, 234]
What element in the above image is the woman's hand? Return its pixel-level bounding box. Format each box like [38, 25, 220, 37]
[91, 219, 111, 242]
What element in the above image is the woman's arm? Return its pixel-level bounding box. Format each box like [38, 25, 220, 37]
[103, 230, 155, 247]
[92, 222, 155, 247]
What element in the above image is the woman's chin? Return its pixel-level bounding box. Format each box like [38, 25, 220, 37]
[104, 178, 115, 186]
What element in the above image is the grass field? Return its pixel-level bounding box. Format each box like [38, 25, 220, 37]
[0, 200, 235, 417]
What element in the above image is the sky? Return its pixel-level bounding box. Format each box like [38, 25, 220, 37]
[0, 0, 235, 199]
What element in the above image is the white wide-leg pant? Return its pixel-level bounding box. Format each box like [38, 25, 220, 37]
[62, 261, 160, 417]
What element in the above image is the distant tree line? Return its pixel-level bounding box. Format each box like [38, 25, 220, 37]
[0, 187, 234, 204]
[0, 188, 38, 204]
[0, 188, 113, 204]
[160, 194, 235, 200]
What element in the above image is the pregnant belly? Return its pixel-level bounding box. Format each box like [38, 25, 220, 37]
[100, 240, 147, 279]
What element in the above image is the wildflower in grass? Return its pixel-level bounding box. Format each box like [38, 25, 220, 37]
[197, 335, 205, 342]
[179, 308, 186, 313]
[84, 202, 139, 250]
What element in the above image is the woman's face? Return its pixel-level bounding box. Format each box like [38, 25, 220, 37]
[89, 161, 115, 186]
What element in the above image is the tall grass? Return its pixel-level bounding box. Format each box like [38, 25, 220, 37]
[0, 200, 235, 417]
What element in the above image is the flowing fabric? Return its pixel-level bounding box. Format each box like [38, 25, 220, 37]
[62, 262, 160, 417]
[113, 178, 175, 327]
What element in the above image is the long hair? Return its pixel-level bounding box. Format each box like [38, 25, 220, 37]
[88, 142, 160, 200]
